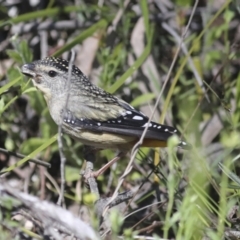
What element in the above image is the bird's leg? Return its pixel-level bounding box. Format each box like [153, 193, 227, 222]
[83, 151, 126, 180]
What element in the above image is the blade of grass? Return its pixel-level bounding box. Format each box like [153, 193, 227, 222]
[0, 96, 18, 114]
[160, 0, 231, 124]
[163, 137, 179, 238]
[0, 134, 57, 174]
[140, 0, 150, 40]
[107, 25, 153, 94]
[0, 5, 101, 28]
[0, 77, 21, 95]
[219, 162, 240, 186]
[52, 19, 108, 57]
[217, 159, 230, 238]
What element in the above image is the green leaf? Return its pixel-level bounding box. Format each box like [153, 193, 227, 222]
[130, 93, 155, 108]
[109, 209, 124, 234]
[0, 98, 4, 113]
[140, 0, 150, 40]
[0, 77, 21, 95]
[218, 162, 240, 186]
[8, 38, 33, 64]
[19, 40, 33, 63]
[223, 9, 235, 23]
[7, 67, 23, 83]
[83, 192, 98, 204]
[22, 87, 37, 94]
[0, 96, 18, 115]
[5, 137, 14, 151]
[20, 138, 49, 155]
[6, 50, 22, 63]
[65, 166, 81, 182]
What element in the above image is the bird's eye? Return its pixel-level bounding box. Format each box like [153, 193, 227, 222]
[48, 70, 57, 78]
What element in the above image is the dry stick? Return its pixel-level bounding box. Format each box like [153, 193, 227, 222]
[0, 183, 99, 240]
[44, 170, 61, 195]
[103, 0, 200, 216]
[225, 231, 240, 239]
[122, 164, 156, 214]
[39, 30, 48, 59]
[101, 169, 157, 238]
[137, 221, 163, 234]
[0, 147, 51, 168]
[57, 50, 75, 206]
[83, 148, 100, 199]
[107, 0, 130, 34]
[125, 200, 166, 222]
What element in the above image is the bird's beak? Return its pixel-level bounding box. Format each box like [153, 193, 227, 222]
[21, 63, 36, 78]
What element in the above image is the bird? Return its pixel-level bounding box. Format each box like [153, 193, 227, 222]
[21, 57, 189, 177]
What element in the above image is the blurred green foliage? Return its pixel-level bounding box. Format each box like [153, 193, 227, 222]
[0, 0, 240, 239]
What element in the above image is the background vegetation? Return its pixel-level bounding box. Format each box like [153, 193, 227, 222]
[0, 0, 240, 239]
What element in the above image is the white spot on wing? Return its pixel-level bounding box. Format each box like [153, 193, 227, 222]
[126, 111, 132, 114]
[133, 116, 143, 120]
[165, 128, 168, 132]
[157, 126, 161, 129]
[97, 122, 101, 126]
[142, 122, 152, 127]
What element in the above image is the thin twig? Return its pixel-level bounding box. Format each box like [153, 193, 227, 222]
[85, 160, 100, 199]
[124, 200, 165, 221]
[137, 221, 163, 234]
[57, 50, 75, 206]
[0, 147, 51, 168]
[161, 22, 210, 103]
[107, 0, 130, 34]
[182, 54, 234, 135]
[123, 166, 156, 213]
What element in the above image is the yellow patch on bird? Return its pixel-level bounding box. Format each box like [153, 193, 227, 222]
[141, 139, 167, 148]
[32, 79, 52, 100]
[64, 127, 137, 150]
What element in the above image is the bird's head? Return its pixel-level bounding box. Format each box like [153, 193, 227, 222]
[21, 57, 84, 100]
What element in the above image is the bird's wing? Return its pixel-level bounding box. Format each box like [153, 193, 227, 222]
[62, 96, 188, 147]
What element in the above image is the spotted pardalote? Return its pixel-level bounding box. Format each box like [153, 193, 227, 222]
[21, 57, 189, 152]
